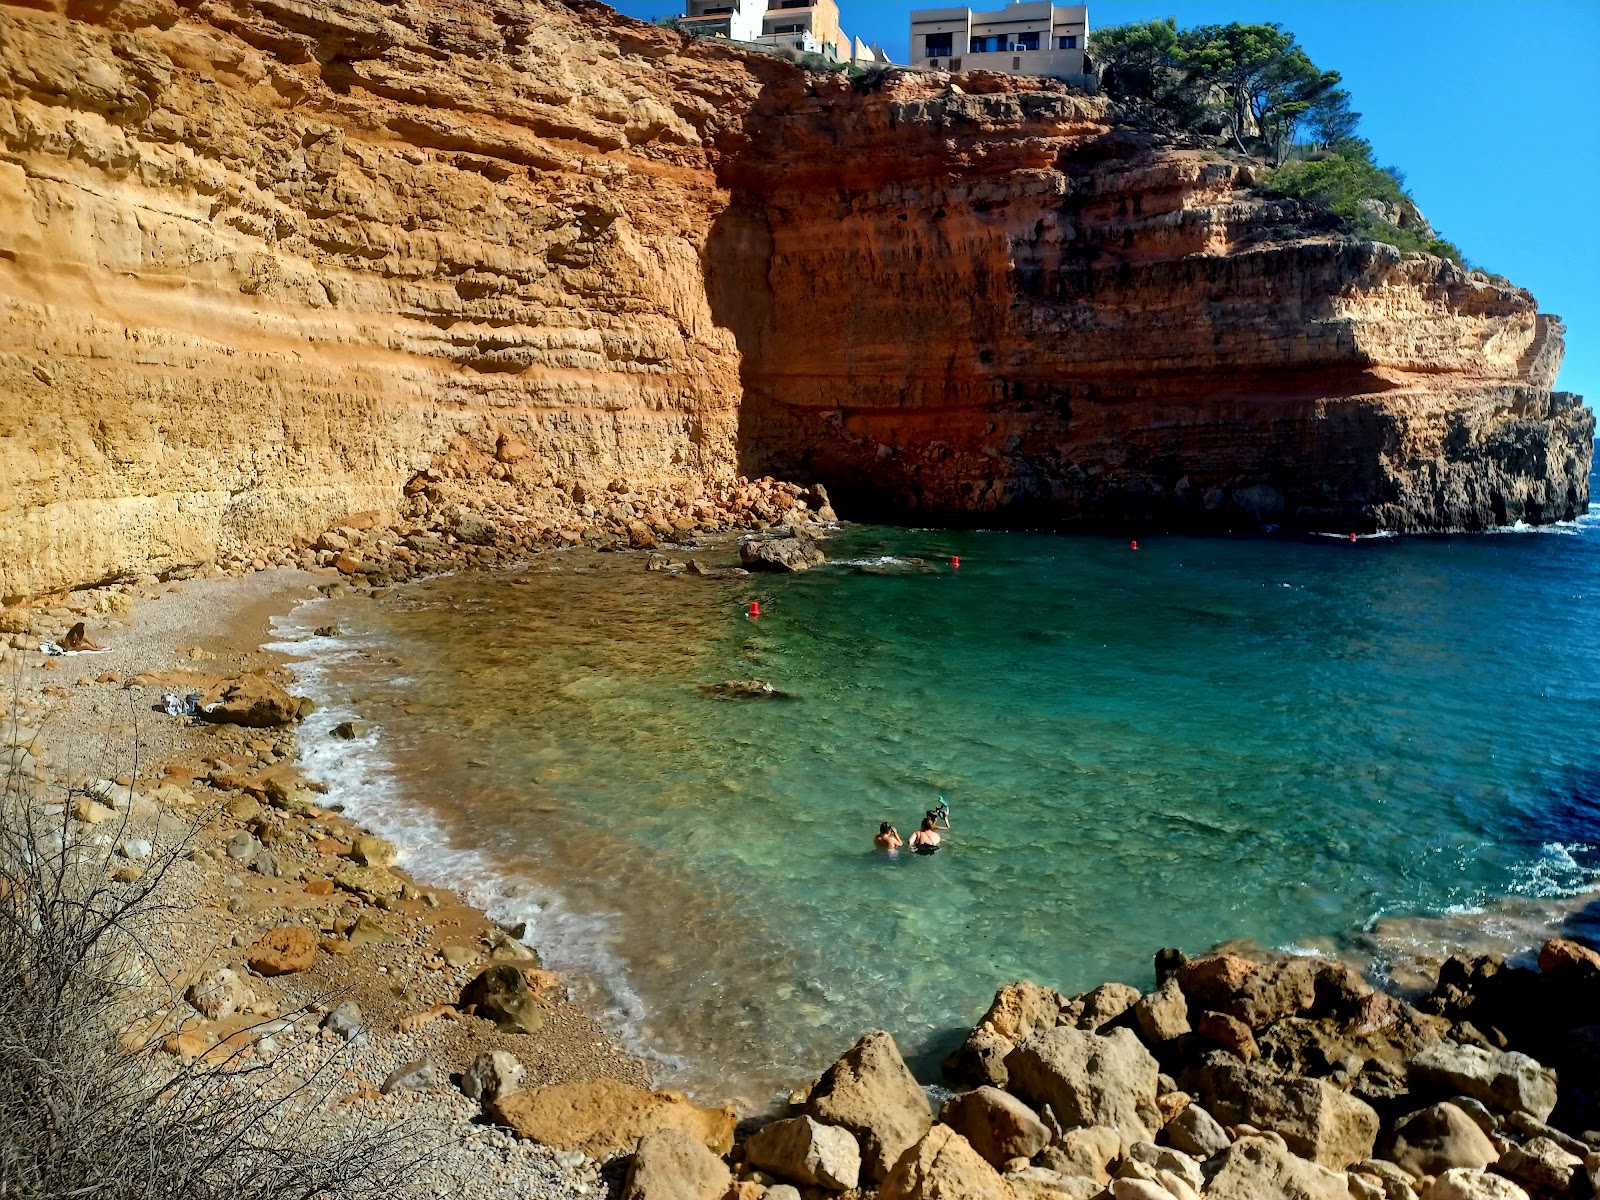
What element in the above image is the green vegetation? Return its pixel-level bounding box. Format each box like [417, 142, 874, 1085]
[1088, 18, 1469, 265]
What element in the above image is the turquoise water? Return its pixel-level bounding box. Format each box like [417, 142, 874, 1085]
[278, 487, 1600, 1108]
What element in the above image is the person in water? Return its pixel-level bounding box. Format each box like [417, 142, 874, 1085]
[909, 814, 943, 855]
[874, 822, 903, 854]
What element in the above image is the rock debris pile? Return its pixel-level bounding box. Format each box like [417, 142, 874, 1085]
[592, 946, 1600, 1200]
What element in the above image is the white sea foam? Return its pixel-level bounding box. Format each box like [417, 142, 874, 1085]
[265, 600, 686, 1079]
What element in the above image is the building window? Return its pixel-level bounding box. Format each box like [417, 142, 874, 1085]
[969, 35, 990, 53]
[1057, 34, 1078, 49]
[1012, 56, 1021, 69]
[924, 32, 953, 56]
[772, 23, 803, 33]
[1016, 32, 1039, 50]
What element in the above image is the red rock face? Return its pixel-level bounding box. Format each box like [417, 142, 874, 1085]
[717, 73, 1593, 532]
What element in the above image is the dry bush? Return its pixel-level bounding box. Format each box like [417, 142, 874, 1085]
[0, 711, 429, 1199]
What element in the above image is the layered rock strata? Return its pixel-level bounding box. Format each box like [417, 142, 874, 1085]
[0, 0, 1590, 599]
[720, 74, 1592, 532]
[0, 0, 780, 599]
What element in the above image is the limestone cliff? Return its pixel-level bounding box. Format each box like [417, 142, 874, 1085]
[718, 73, 1592, 532]
[0, 0, 1589, 599]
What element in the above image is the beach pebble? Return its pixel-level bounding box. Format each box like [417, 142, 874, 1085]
[320, 999, 363, 1043]
[224, 831, 259, 863]
[460, 1050, 526, 1104]
[381, 1057, 438, 1096]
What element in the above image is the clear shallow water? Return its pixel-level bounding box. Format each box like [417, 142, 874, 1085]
[271, 491, 1600, 1109]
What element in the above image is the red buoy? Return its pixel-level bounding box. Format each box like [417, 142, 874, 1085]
[1350, 533, 1358, 542]
[1130, 540, 1139, 551]
[952, 555, 960, 569]
[748, 600, 761, 618]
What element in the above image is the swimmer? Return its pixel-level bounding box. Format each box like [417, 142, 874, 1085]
[909, 814, 943, 855]
[874, 822, 903, 855]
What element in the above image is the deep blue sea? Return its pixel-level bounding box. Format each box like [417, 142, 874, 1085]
[274, 468, 1600, 1108]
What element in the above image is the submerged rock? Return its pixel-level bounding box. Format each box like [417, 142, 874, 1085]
[739, 530, 826, 573]
[700, 679, 791, 700]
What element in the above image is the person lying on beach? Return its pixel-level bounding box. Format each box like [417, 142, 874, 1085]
[874, 822, 903, 854]
[61, 622, 103, 652]
[909, 815, 943, 855]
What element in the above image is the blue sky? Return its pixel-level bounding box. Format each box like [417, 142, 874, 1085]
[610, 0, 1599, 403]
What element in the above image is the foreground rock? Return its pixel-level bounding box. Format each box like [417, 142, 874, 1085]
[1183, 1054, 1379, 1168]
[1388, 1102, 1498, 1176]
[1005, 1026, 1162, 1142]
[880, 1125, 1016, 1200]
[940, 1086, 1050, 1169]
[461, 965, 545, 1035]
[743, 1115, 861, 1190]
[805, 1031, 933, 1181]
[1203, 1136, 1348, 1200]
[244, 926, 317, 976]
[621, 1130, 731, 1200]
[199, 677, 306, 728]
[1406, 1044, 1558, 1122]
[488, 1079, 737, 1157]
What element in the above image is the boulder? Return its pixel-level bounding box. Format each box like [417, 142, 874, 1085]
[1163, 1102, 1228, 1159]
[1496, 1136, 1581, 1193]
[1175, 955, 1260, 1013]
[740, 533, 825, 573]
[1352, 1160, 1422, 1200]
[978, 981, 1068, 1043]
[488, 1078, 737, 1157]
[1179, 955, 1321, 1030]
[199, 676, 303, 727]
[1203, 1137, 1348, 1200]
[1406, 1044, 1557, 1122]
[1419, 1169, 1530, 1200]
[460, 965, 546, 1035]
[1196, 1011, 1259, 1063]
[621, 1130, 731, 1200]
[1036, 1124, 1120, 1184]
[1005, 1026, 1162, 1143]
[744, 1115, 861, 1190]
[1135, 979, 1191, 1045]
[1536, 937, 1600, 977]
[1181, 1055, 1377, 1168]
[332, 864, 405, 902]
[245, 926, 317, 976]
[1388, 1103, 1498, 1177]
[879, 1124, 1017, 1200]
[946, 1027, 1016, 1088]
[940, 1087, 1050, 1169]
[461, 1050, 526, 1104]
[186, 966, 254, 1019]
[1069, 983, 1142, 1031]
[805, 1031, 933, 1181]
[349, 834, 397, 867]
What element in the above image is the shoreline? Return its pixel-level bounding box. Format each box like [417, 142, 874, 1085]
[4, 535, 1600, 1190]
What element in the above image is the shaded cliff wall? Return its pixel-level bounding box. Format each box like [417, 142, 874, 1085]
[0, 0, 778, 600]
[721, 73, 1594, 532]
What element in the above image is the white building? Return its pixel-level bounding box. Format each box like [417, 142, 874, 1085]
[678, 0, 767, 44]
[908, 2, 1089, 80]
